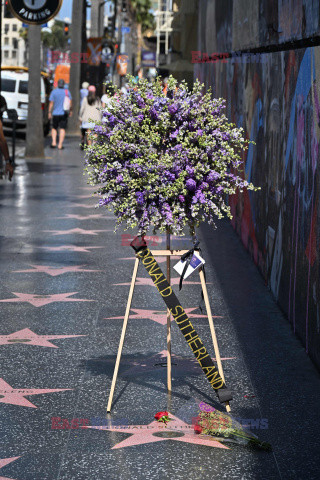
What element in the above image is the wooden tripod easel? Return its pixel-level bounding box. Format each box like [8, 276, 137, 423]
[107, 233, 231, 413]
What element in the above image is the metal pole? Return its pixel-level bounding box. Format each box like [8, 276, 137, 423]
[166, 228, 172, 393]
[156, 0, 160, 68]
[0, 1, 2, 95]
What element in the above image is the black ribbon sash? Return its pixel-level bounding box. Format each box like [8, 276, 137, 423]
[130, 236, 232, 404]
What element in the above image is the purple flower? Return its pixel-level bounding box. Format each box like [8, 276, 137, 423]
[207, 171, 220, 183]
[116, 174, 123, 183]
[137, 114, 144, 123]
[195, 189, 206, 204]
[186, 178, 197, 191]
[178, 195, 185, 203]
[136, 191, 145, 205]
[136, 96, 145, 108]
[164, 170, 175, 182]
[168, 104, 179, 115]
[196, 129, 203, 136]
[150, 107, 159, 120]
[186, 166, 194, 176]
[170, 129, 179, 140]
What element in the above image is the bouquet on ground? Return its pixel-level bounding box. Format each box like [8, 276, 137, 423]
[154, 411, 172, 425]
[193, 406, 271, 450]
[85, 75, 258, 235]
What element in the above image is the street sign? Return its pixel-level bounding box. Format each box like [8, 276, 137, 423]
[115, 26, 131, 34]
[87, 37, 103, 66]
[141, 51, 156, 67]
[7, 0, 62, 25]
[22, 22, 48, 27]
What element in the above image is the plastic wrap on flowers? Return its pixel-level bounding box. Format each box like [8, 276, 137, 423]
[84, 75, 258, 236]
[193, 408, 271, 451]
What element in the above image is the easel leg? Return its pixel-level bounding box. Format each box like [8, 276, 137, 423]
[199, 267, 231, 413]
[166, 230, 172, 393]
[107, 257, 140, 412]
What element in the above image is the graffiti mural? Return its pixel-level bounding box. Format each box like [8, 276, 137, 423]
[196, 1, 320, 368]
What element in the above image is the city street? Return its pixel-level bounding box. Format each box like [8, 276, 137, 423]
[0, 138, 320, 479]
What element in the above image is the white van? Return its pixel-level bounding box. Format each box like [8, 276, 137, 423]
[1, 70, 50, 135]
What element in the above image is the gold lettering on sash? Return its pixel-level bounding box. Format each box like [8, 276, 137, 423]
[184, 330, 197, 343]
[188, 337, 202, 350]
[135, 246, 226, 393]
[151, 273, 163, 283]
[159, 286, 172, 297]
[170, 305, 184, 316]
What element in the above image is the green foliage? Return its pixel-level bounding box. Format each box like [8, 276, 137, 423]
[41, 20, 69, 50]
[131, 0, 155, 32]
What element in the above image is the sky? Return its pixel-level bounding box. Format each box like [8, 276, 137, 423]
[58, 0, 73, 21]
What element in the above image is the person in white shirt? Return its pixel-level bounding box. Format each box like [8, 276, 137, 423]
[79, 85, 101, 148]
[101, 83, 116, 108]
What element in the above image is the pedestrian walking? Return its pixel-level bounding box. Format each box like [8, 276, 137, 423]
[101, 83, 116, 108]
[79, 85, 101, 148]
[48, 79, 72, 150]
[80, 81, 89, 105]
[0, 119, 14, 181]
[80, 82, 90, 147]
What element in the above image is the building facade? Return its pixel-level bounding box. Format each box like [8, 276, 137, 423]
[1, 5, 27, 67]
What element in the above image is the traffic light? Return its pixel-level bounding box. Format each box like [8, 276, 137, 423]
[121, 1, 127, 12]
[64, 23, 69, 36]
[4, 1, 13, 18]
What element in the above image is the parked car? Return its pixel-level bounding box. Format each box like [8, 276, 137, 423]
[1, 67, 51, 136]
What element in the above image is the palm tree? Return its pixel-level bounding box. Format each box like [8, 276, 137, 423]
[25, 25, 44, 158]
[69, 0, 85, 134]
[131, 0, 155, 67]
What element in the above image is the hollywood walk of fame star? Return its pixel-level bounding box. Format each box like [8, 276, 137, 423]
[104, 307, 218, 326]
[0, 328, 86, 348]
[80, 186, 97, 191]
[39, 245, 103, 253]
[0, 456, 20, 480]
[69, 203, 98, 209]
[12, 265, 100, 277]
[118, 256, 180, 264]
[43, 228, 111, 236]
[87, 414, 228, 450]
[120, 350, 235, 377]
[54, 214, 105, 220]
[0, 378, 72, 408]
[72, 194, 97, 199]
[114, 277, 207, 287]
[0, 292, 94, 307]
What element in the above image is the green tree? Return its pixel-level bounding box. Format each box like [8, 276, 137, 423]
[130, 0, 155, 66]
[41, 20, 70, 50]
[130, 0, 155, 33]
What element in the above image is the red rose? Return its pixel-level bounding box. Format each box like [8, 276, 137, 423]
[194, 424, 202, 434]
[154, 411, 169, 420]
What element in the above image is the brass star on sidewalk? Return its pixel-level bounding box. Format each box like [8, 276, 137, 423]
[39, 245, 103, 252]
[0, 456, 20, 480]
[0, 292, 94, 307]
[12, 265, 100, 276]
[88, 414, 228, 450]
[0, 378, 72, 408]
[0, 328, 86, 348]
[43, 228, 110, 236]
[104, 307, 215, 325]
[114, 277, 205, 287]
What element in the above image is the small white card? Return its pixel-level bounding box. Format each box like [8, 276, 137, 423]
[173, 251, 205, 279]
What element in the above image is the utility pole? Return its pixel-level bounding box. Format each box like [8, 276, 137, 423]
[0, 2, 2, 95]
[25, 24, 44, 158]
[68, 0, 84, 134]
